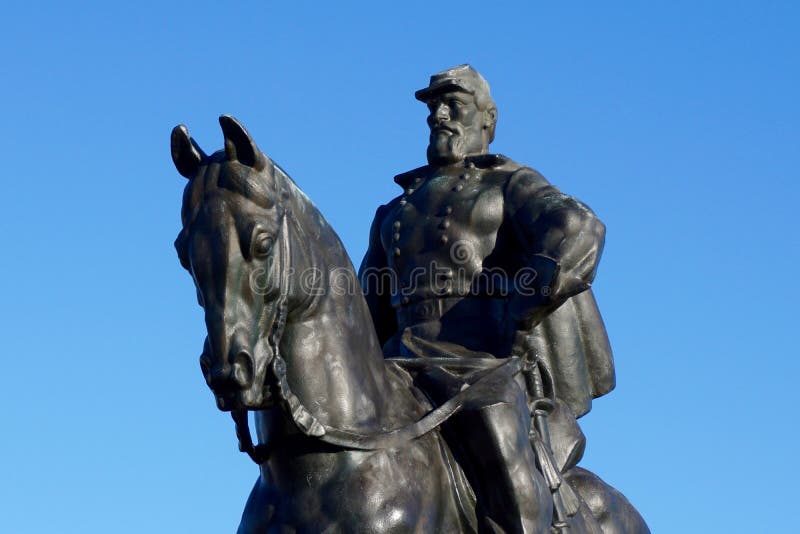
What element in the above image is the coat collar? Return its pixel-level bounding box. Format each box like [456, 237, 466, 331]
[393, 154, 511, 188]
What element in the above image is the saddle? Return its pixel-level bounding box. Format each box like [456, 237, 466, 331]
[396, 329, 591, 532]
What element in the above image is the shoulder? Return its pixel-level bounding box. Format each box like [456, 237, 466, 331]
[372, 195, 402, 223]
[465, 155, 558, 212]
[503, 163, 554, 196]
[461, 154, 552, 192]
[367, 204, 390, 239]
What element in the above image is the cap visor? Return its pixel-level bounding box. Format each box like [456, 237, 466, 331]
[414, 81, 470, 102]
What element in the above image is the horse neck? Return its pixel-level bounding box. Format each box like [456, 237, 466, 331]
[279, 196, 392, 432]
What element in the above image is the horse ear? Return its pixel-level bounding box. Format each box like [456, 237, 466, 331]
[171, 125, 206, 179]
[219, 115, 264, 169]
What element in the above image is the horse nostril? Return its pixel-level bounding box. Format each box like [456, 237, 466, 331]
[207, 366, 232, 390]
[231, 351, 254, 388]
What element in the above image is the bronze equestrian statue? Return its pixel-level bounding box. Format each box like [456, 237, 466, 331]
[170, 66, 649, 533]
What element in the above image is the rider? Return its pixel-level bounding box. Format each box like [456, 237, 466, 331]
[358, 65, 615, 533]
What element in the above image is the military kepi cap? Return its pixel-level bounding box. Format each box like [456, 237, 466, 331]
[415, 64, 491, 103]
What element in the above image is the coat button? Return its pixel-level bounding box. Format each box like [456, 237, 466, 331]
[394, 247, 401, 256]
[453, 184, 463, 192]
[444, 206, 453, 214]
[393, 233, 401, 241]
[393, 221, 401, 229]
[440, 235, 449, 245]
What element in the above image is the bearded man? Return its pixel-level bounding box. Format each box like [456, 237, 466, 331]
[359, 65, 648, 533]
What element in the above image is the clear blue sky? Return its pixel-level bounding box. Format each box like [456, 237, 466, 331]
[1, 1, 797, 532]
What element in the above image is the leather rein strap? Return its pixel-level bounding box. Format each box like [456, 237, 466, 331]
[312, 356, 523, 450]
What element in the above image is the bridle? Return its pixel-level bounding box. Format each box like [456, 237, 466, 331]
[231, 198, 321, 464]
[230, 170, 330, 464]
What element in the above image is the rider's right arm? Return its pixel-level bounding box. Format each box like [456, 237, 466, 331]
[358, 204, 398, 349]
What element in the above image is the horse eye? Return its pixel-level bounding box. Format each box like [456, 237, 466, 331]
[252, 232, 274, 258]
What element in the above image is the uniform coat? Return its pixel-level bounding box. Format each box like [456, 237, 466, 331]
[359, 154, 615, 418]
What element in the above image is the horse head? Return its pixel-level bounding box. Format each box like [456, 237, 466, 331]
[171, 115, 390, 445]
[172, 115, 301, 413]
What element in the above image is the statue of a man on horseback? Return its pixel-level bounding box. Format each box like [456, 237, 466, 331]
[170, 65, 649, 533]
[359, 65, 648, 533]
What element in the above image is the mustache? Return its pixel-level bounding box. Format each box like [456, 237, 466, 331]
[430, 121, 465, 136]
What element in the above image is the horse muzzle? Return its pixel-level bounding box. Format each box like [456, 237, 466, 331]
[202, 342, 274, 411]
[214, 387, 273, 411]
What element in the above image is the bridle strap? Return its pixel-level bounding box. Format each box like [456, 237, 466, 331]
[232, 197, 327, 464]
[267, 208, 327, 437]
[231, 409, 267, 464]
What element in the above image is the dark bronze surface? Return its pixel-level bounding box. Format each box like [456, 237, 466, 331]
[171, 65, 649, 533]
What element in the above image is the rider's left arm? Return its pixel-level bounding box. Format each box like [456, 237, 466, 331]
[504, 168, 606, 330]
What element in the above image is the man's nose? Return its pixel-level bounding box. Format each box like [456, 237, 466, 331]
[434, 103, 450, 122]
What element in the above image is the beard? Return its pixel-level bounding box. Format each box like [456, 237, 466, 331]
[427, 124, 466, 166]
